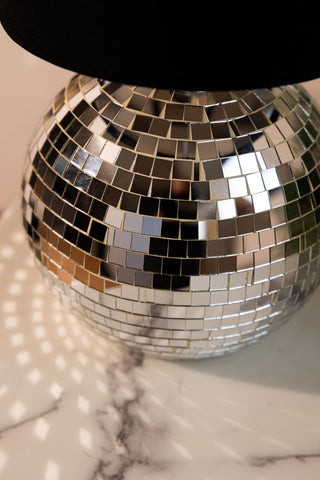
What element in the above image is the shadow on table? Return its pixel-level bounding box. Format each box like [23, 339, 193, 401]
[179, 286, 320, 395]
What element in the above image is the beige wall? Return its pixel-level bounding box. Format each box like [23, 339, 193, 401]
[1, 24, 320, 212]
[0, 24, 73, 211]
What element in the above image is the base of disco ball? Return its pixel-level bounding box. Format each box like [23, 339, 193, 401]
[21, 75, 320, 359]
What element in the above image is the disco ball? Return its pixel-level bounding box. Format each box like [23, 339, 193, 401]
[21, 75, 320, 359]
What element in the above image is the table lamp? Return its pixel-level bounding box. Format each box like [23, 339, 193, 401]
[1, 1, 320, 359]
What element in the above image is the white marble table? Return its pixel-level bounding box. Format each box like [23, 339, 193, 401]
[1, 203, 320, 480]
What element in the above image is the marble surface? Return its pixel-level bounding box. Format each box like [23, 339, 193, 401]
[1, 204, 320, 480]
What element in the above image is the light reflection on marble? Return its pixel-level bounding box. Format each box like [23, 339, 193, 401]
[1, 204, 320, 479]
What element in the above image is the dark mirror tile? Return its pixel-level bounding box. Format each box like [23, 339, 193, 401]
[75, 172, 92, 192]
[89, 221, 107, 242]
[77, 233, 92, 253]
[171, 276, 190, 291]
[139, 197, 159, 216]
[133, 155, 153, 175]
[161, 220, 179, 238]
[149, 237, 168, 256]
[151, 179, 170, 198]
[159, 199, 177, 218]
[178, 201, 197, 219]
[120, 192, 139, 212]
[162, 258, 181, 275]
[75, 192, 92, 212]
[74, 211, 90, 231]
[169, 240, 187, 258]
[131, 174, 150, 195]
[52, 177, 66, 196]
[181, 222, 198, 239]
[88, 178, 106, 199]
[181, 259, 199, 276]
[113, 169, 133, 189]
[63, 184, 78, 205]
[89, 200, 107, 221]
[144, 255, 162, 273]
[153, 274, 171, 290]
[102, 185, 121, 207]
[63, 164, 79, 183]
[188, 241, 206, 258]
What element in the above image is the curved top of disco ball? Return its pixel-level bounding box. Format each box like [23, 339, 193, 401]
[1, 0, 320, 90]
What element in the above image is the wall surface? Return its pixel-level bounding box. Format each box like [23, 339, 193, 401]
[0, 24, 73, 211]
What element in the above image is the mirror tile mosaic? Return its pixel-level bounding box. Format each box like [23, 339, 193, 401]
[22, 75, 320, 358]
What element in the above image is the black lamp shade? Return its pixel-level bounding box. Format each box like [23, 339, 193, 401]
[1, 1, 319, 90]
[0, 0, 320, 90]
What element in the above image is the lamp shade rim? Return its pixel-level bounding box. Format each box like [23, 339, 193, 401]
[1, 0, 320, 90]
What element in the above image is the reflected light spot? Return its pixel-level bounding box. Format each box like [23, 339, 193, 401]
[170, 413, 194, 431]
[119, 385, 133, 399]
[33, 283, 45, 295]
[25, 257, 34, 267]
[32, 297, 44, 309]
[63, 338, 75, 351]
[54, 356, 67, 370]
[170, 440, 194, 461]
[41, 341, 53, 354]
[96, 380, 108, 394]
[80, 336, 91, 349]
[180, 396, 200, 410]
[79, 427, 92, 450]
[94, 361, 104, 374]
[11, 333, 24, 347]
[70, 368, 83, 383]
[49, 382, 63, 400]
[222, 416, 252, 432]
[11, 230, 25, 244]
[17, 350, 31, 365]
[28, 368, 42, 384]
[34, 417, 50, 441]
[77, 395, 90, 414]
[213, 440, 243, 461]
[31, 311, 43, 323]
[134, 406, 154, 427]
[3, 301, 17, 313]
[57, 326, 67, 337]
[10, 400, 26, 421]
[135, 373, 152, 389]
[262, 435, 293, 451]
[0, 246, 14, 258]
[71, 324, 82, 337]
[217, 396, 238, 407]
[0, 449, 8, 475]
[4, 316, 18, 329]
[8, 283, 22, 295]
[0, 385, 8, 398]
[52, 299, 61, 310]
[52, 312, 63, 324]
[94, 346, 106, 358]
[77, 352, 88, 365]
[146, 393, 163, 407]
[105, 404, 120, 422]
[44, 459, 60, 480]
[14, 269, 27, 281]
[34, 326, 46, 339]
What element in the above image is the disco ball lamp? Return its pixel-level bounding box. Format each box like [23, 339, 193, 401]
[2, 1, 320, 359]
